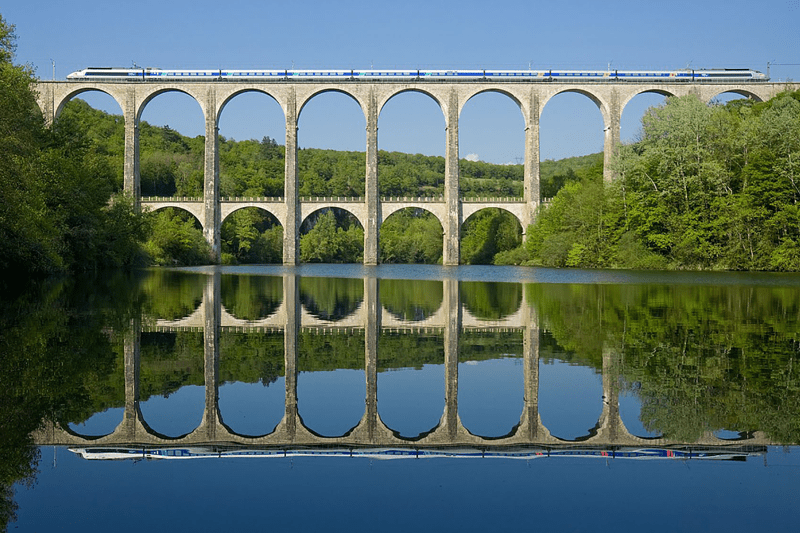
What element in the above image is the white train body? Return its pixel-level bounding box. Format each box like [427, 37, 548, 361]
[66, 67, 769, 82]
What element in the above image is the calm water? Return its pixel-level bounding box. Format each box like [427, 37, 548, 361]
[3, 265, 800, 532]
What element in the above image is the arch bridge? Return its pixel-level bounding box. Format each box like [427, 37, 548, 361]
[33, 78, 793, 265]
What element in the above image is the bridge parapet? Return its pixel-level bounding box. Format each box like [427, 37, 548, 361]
[461, 196, 523, 203]
[222, 196, 284, 202]
[143, 196, 203, 202]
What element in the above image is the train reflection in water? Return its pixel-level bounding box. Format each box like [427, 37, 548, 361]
[70, 445, 763, 462]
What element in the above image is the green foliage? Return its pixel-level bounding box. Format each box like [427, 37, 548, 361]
[380, 279, 443, 320]
[526, 178, 617, 268]
[221, 275, 283, 320]
[299, 276, 364, 320]
[139, 269, 205, 320]
[220, 136, 284, 197]
[540, 153, 604, 199]
[380, 209, 443, 263]
[527, 282, 800, 441]
[0, 15, 148, 277]
[528, 92, 800, 271]
[299, 210, 363, 263]
[461, 281, 522, 319]
[142, 208, 211, 266]
[0, 273, 141, 529]
[221, 208, 283, 264]
[461, 209, 522, 265]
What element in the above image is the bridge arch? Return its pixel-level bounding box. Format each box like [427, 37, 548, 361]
[620, 90, 673, 143]
[221, 204, 283, 226]
[297, 86, 368, 121]
[461, 205, 524, 230]
[217, 87, 285, 122]
[700, 86, 771, 104]
[620, 87, 677, 115]
[221, 207, 284, 265]
[378, 87, 446, 118]
[52, 87, 126, 122]
[459, 87, 525, 116]
[458, 89, 526, 202]
[380, 207, 444, 264]
[135, 86, 207, 124]
[460, 207, 523, 265]
[299, 207, 365, 263]
[541, 87, 610, 127]
[144, 204, 205, 228]
[458, 329, 525, 438]
[296, 89, 368, 199]
[381, 203, 444, 227]
[377, 89, 448, 201]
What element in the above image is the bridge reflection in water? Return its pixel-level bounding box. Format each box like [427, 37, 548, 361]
[35, 271, 776, 452]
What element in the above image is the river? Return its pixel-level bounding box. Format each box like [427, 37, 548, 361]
[3, 265, 800, 531]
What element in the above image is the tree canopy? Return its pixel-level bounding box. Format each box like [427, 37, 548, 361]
[0, 14, 149, 277]
[521, 93, 800, 271]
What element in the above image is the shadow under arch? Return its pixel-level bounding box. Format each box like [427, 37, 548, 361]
[221, 206, 284, 265]
[216, 330, 286, 438]
[458, 353, 525, 438]
[379, 207, 444, 265]
[134, 403, 201, 441]
[297, 413, 362, 440]
[64, 409, 124, 440]
[137, 328, 206, 438]
[296, 329, 366, 437]
[460, 207, 523, 266]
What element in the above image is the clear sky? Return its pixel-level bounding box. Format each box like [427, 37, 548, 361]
[4, 0, 799, 163]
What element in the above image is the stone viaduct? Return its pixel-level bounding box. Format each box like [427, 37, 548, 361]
[33, 78, 793, 265]
[34, 272, 775, 450]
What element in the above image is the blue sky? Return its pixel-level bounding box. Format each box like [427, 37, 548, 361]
[4, 0, 799, 162]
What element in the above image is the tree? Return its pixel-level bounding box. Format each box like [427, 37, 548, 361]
[461, 209, 522, 265]
[299, 210, 364, 263]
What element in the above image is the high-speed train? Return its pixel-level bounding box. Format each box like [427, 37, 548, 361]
[66, 67, 769, 82]
[69, 445, 764, 461]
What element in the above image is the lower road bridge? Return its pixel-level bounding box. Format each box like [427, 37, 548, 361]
[33, 78, 795, 264]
